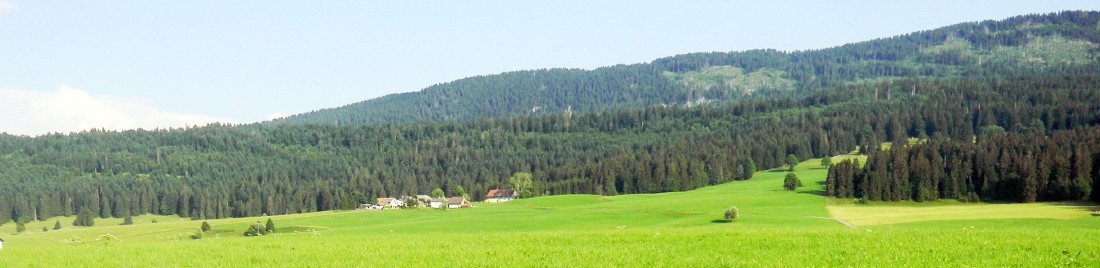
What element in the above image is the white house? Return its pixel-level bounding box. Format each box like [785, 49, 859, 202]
[1, 237, 4, 250]
[377, 198, 405, 209]
[485, 189, 518, 203]
[429, 198, 445, 208]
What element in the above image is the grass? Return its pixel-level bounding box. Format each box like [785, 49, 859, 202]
[0, 157, 1097, 266]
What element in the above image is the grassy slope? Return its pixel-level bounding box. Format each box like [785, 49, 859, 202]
[0, 157, 1097, 267]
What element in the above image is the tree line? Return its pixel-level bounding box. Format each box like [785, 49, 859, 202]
[827, 126, 1100, 203]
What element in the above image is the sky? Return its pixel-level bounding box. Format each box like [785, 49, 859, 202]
[1, 1, 1099, 136]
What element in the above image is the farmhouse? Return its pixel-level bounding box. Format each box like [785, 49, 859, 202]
[446, 197, 471, 208]
[377, 198, 405, 209]
[485, 189, 518, 203]
[429, 198, 445, 208]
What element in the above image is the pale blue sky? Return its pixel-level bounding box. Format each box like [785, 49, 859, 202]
[1, 1, 1099, 135]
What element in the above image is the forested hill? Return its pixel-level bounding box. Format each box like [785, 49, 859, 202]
[272, 11, 1100, 126]
[1, 12, 1100, 224]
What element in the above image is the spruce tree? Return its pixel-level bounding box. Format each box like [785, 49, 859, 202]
[264, 218, 275, 234]
[200, 221, 211, 232]
[53, 220, 61, 230]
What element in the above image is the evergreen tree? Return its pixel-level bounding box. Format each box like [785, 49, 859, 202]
[784, 173, 803, 191]
[265, 218, 275, 234]
[200, 221, 211, 232]
[787, 154, 800, 172]
[821, 156, 832, 168]
[53, 220, 61, 230]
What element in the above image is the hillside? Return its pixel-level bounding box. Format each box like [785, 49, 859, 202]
[1, 158, 1095, 266]
[1, 12, 1100, 225]
[273, 11, 1100, 126]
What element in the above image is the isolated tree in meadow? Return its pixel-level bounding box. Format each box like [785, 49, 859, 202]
[121, 216, 134, 225]
[724, 207, 739, 222]
[821, 156, 832, 167]
[15, 222, 25, 233]
[430, 188, 445, 198]
[265, 218, 275, 234]
[200, 221, 211, 232]
[784, 173, 803, 191]
[53, 220, 61, 230]
[787, 154, 800, 172]
[509, 172, 534, 197]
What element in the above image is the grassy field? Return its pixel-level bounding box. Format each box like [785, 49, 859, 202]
[0, 157, 1097, 267]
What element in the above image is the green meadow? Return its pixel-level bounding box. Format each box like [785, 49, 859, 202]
[1, 157, 1097, 267]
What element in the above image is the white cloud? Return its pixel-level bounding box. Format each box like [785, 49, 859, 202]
[0, 0, 15, 14]
[0, 85, 235, 136]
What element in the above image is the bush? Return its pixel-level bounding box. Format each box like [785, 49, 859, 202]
[783, 173, 803, 191]
[244, 222, 266, 237]
[16, 222, 25, 233]
[190, 232, 203, 240]
[42, 226, 49, 232]
[151, 219, 158, 224]
[201, 221, 211, 232]
[724, 207, 739, 222]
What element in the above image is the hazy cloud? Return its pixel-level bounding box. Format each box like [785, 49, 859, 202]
[0, 85, 235, 136]
[0, 0, 15, 14]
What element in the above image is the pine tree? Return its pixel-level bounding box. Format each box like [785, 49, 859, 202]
[16, 222, 26, 233]
[121, 216, 134, 225]
[53, 220, 61, 230]
[821, 156, 833, 167]
[200, 221, 211, 232]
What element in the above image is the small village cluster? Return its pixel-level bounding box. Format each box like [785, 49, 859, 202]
[360, 189, 518, 210]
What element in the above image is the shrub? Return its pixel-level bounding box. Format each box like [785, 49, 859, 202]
[200, 221, 211, 232]
[783, 173, 803, 191]
[724, 207, 739, 222]
[121, 216, 134, 225]
[244, 222, 266, 237]
[16, 222, 26, 233]
[151, 219, 158, 224]
[190, 232, 203, 240]
[42, 226, 49, 232]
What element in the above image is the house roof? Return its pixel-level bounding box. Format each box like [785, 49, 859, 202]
[486, 189, 516, 198]
[446, 197, 467, 205]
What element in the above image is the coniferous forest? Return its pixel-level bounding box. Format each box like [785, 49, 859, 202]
[2, 11, 1100, 225]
